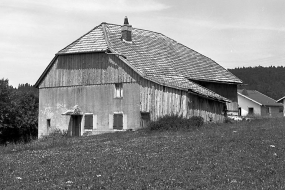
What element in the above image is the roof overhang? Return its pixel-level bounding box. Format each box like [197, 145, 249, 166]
[277, 96, 285, 103]
[34, 55, 58, 88]
[188, 90, 231, 103]
[61, 105, 83, 115]
[189, 78, 243, 85]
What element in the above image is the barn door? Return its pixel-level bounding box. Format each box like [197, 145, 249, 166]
[71, 115, 82, 136]
[113, 114, 123, 130]
[141, 113, 150, 128]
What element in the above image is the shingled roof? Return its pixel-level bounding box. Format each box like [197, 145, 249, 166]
[37, 20, 244, 102]
[238, 89, 283, 107]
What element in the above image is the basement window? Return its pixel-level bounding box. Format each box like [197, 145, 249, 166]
[84, 114, 93, 130]
[115, 83, 123, 98]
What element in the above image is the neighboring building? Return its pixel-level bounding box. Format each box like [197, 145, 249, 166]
[238, 89, 283, 117]
[277, 96, 285, 116]
[35, 17, 242, 137]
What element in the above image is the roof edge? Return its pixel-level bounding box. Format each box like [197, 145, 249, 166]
[277, 96, 285, 103]
[34, 55, 58, 88]
[57, 24, 103, 54]
[190, 78, 243, 84]
[238, 92, 262, 106]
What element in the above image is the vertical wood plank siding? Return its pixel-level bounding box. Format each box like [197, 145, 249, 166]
[193, 81, 238, 112]
[39, 53, 139, 88]
[39, 52, 225, 124]
[139, 78, 225, 122]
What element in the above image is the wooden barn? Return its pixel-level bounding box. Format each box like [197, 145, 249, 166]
[35, 17, 242, 137]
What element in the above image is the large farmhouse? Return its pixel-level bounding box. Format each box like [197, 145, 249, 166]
[35, 17, 242, 137]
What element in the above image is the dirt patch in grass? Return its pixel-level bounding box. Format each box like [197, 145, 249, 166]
[1, 117, 285, 189]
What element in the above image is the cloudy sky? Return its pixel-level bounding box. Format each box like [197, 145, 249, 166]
[1, 0, 285, 87]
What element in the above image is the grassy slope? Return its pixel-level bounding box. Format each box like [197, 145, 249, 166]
[1, 118, 285, 189]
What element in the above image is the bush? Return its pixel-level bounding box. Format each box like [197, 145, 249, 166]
[0, 79, 38, 145]
[148, 114, 204, 131]
[41, 129, 68, 140]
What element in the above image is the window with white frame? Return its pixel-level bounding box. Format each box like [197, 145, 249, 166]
[84, 114, 93, 130]
[115, 83, 123, 98]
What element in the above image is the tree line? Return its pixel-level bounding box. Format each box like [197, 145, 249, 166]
[0, 79, 38, 145]
[229, 66, 285, 100]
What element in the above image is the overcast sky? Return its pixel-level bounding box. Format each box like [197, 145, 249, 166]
[1, 0, 285, 87]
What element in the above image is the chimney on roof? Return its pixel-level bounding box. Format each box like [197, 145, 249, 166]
[121, 16, 132, 42]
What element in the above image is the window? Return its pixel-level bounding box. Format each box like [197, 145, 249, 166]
[248, 107, 254, 115]
[280, 107, 284, 113]
[84, 114, 93, 130]
[47, 119, 51, 133]
[47, 119, 51, 128]
[115, 83, 123, 98]
[113, 114, 123, 130]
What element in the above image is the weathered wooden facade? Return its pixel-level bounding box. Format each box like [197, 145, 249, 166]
[35, 17, 242, 137]
[194, 81, 238, 114]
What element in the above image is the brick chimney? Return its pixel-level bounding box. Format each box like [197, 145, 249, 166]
[121, 16, 132, 42]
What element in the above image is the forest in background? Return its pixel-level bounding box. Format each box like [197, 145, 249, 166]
[0, 79, 38, 145]
[229, 66, 285, 100]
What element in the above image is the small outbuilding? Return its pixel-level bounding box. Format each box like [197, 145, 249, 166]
[238, 89, 283, 117]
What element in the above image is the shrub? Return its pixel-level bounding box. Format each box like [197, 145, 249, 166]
[0, 79, 38, 145]
[41, 129, 68, 140]
[148, 114, 204, 131]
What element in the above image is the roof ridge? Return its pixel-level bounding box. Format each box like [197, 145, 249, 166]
[101, 23, 111, 49]
[126, 24, 243, 84]
[255, 90, 279, 102]
[105, 22, 174, 38]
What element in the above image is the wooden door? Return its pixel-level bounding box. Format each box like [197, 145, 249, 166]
[141, 113, 150, 128]
[72, 115, 82, 136]
[113, 114, 123, 130]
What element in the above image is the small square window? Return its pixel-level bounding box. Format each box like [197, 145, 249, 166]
[115, 83, 123, 98]
[248, 107, 254, 115]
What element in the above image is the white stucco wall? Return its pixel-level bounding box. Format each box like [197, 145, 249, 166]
[238, 94, 261, 116]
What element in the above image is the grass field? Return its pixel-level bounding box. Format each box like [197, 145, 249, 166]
[1, 117, 285, 189]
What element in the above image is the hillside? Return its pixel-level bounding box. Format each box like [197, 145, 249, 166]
[228, 66, 285, 100]
[1, 118, 285, 189]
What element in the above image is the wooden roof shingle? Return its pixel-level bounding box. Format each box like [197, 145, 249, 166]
[37, 22, 243, 102]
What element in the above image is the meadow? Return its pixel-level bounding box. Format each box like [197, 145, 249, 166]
[1, 117, 285, 189]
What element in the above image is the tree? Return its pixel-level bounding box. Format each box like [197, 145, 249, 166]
[0, 79, 38, 145]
